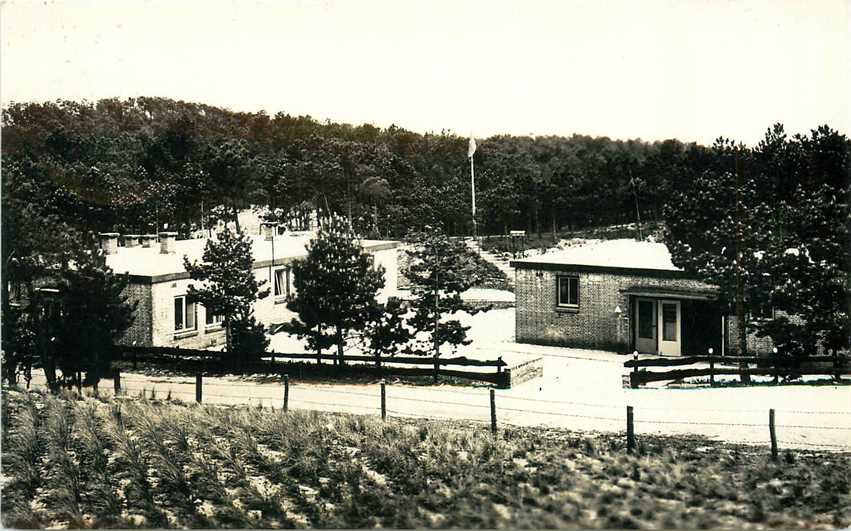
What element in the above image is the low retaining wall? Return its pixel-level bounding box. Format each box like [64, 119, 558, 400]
[504, 356, 544, 387]
[464, 300, 515, 311]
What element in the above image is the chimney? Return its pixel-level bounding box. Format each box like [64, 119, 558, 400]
[98, 232, 119, 255]
[159, 231, 177, 254]
[141, 234, 158, 248]
[122, 234, 140, 248]
[261, 221, 278, 241]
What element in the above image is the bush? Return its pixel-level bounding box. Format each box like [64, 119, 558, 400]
[230, 316, 269, 361]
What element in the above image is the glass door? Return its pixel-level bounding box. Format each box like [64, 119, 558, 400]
[635, 298, 658, 354]
[658, 300, 681, 356]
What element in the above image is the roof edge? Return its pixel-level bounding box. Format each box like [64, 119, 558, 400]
[127, 239, 399, 283]
[510, 261, 694, 279]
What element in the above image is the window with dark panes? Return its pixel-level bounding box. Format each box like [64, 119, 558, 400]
[557, 276, 579, 308]
[174, 296, 196, 331]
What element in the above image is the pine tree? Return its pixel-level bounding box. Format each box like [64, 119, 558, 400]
[283, 214, 385, 366]
[403, 225, 488, 374]
[665, 126, 850, 366]
[53, 243, 137, 391]
[751, 184, 850, 360]
[362, 297, 413, 365]
[183, 229, 270, 361]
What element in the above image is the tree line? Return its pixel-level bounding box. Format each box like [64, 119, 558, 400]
[663, 125, 850, 362]
[2, 97, 715, 241]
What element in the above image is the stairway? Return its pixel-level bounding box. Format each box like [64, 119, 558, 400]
[465, 238, 516, 289]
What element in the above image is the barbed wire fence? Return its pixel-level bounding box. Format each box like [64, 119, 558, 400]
[24, 371, 851, 457]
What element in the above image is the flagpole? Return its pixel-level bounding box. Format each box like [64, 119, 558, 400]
[470, 153, 477, 240]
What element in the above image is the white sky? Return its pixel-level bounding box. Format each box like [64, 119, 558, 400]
[1, 0, 848, 145]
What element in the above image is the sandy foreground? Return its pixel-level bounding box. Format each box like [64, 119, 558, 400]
[25, 308, 851, 452]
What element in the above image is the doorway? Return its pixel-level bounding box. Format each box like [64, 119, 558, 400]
[658, 300, 681, 356]
[635, 298, 657, 354]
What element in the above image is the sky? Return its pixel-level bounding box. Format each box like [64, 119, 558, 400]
[1, 0, 848, 145]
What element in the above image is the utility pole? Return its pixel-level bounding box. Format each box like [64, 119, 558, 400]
[735, 149, 750, 383]
[629, 170, 643, 240]
[433, 239, 440, 383]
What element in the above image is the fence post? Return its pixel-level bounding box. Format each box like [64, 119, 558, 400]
[631, 351, 639, 389]
[769, 408, 778, 460]
[708, 348, 715, 387]
[626, 405, 635, 452]
[490, 389, 497, 435]
[772, 347, 779, 385]
[283, 374, 289, 412]
[114, 368, 121, 395]
[380, 379, 386, 420]
[195, 372, 202, 403]
[833, 349, 840, 382]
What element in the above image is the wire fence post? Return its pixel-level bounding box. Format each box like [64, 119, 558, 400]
[769, 408, 778, 460]
[626, 405, 635, 452]
[195, 372, 202, 403]
[380, 379, 386, 421]
[490, 388, 497, 435]
[283, 374, 289, 412]
[114, 368, 121, 395]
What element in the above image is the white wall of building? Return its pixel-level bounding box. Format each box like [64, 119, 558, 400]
[146, 243, 399, 349]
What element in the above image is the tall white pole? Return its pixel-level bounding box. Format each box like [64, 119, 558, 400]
[470, 155, 477, 239]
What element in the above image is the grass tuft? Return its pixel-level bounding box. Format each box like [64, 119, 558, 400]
[2, 387, 849, 529]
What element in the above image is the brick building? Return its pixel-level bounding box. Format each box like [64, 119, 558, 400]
[511, 239, 772, 356]
[99, 225, 398, 349]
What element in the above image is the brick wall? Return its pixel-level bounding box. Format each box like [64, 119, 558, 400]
[116, 282, 152, 346]
[515, 267, 715, 352]
[504, 356, 544, 387]
[726, 311, 812, 356]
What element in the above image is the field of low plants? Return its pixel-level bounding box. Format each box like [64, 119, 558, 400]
[2, 386, 849, 529]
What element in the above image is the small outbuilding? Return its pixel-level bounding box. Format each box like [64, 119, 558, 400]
[511, 239, 736, 356]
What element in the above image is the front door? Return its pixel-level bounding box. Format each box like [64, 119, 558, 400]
[658, 300, 682, 356]
[635, 298, 657, 354]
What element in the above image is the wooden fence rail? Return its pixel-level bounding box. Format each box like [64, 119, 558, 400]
[114, 345, 506, 367]
[112, 345, 509, 386]
[625, 354, 844, 368]
[626, 353, 849, 388]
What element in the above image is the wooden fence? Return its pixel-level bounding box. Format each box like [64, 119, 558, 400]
[112, 345, 510, 387]
[625, 353, 850, 388]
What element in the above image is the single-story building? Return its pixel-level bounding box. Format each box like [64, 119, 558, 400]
[511, 239, 772, 356]
[99, 224, 398, 349]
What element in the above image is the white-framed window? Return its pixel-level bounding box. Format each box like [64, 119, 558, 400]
[557, 276, 580, 308]
[274, 267, 291, 298]
[174, 296, 196, 331]
[205, 309, 224, 327]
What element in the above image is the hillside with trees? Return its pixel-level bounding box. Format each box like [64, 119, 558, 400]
[2, 97, 714, 242]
